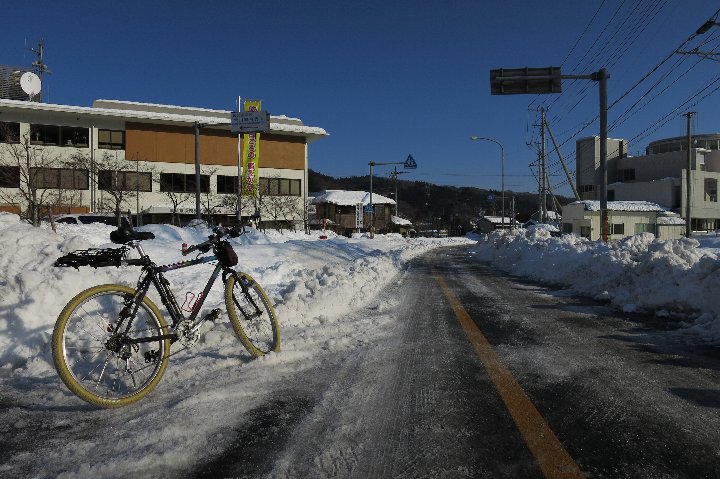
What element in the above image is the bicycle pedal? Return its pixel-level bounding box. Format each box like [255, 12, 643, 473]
[205, 308, 222, 322]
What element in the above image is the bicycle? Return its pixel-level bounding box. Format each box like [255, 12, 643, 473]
[52, 216, 280, 408]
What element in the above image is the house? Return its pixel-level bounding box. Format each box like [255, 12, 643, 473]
[576, 134, 720, 232]
[561, 200, 685, 241]
[390, 215, 414, 237]
[0, 98, 327, 227]
[311, 190, 395, 235]
[475, 216, 520, 234]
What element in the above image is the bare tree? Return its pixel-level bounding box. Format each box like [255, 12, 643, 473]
[163, 190, 193, 226]
[71, 151, 154, 227]
[0, 125, 86, 226]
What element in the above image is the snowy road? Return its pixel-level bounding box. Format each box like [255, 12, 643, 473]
[201, 246, 720, 478]
[3, 245, 720, 478]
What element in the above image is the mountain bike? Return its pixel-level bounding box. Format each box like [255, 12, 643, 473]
[52, 217, 280, 408]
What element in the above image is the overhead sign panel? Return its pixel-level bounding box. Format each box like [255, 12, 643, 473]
[232, 110, 270, 134]
[490, 67, 561, 95]
[404, 154, 417, 169]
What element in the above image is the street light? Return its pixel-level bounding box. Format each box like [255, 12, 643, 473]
[470, 136, 505, 230]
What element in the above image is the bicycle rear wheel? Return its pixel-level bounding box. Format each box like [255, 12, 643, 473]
[225, 272, 280, 357]
[52, 284, 170, 408]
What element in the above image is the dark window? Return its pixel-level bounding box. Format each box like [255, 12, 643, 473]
[611, 223, 624, 235]
[634, 223, 655, 235]
[217, 175, 238, 194]
[99, 170, 152, 192]
[607, 189, 615, 201]
[0, 166, 20, 187]
[0, 122, 20, 143]
[159, 173, 209, 193]
[29, 124, 89, 148]
[98, 129, 125, 150]
[619, 169, 635, 181]
[256, 177, 301, 196]
[580, 226, 591, 239]
[579, 184, 595, 193]
[562, 223, 573, 234]
[29, 167, 89, 189]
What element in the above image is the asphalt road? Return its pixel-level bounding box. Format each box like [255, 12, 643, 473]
[194, 245, 720, 478]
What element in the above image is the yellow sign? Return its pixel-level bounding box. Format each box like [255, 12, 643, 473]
[241, 100, 262, 196]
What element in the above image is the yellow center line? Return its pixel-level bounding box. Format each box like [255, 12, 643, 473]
[434, 275, 585, 479]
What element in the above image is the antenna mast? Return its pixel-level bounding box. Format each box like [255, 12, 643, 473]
[29, 39, 50, 102]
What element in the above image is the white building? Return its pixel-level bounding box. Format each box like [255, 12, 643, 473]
[0, 98, 327, 226]
[562, 200, 685, 241]
[576, 134, 720, 232]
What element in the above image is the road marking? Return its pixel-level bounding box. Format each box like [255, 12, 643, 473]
[434, 275, 585, 479]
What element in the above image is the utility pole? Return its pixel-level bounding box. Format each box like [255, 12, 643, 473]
[541, 111, 545, 222]
[389, 166, 406, 216]
[29, 39, 50, 102]
[685, 111, 695, 237]
[194, 122, 202, 220]
[596, 68, 609, 242]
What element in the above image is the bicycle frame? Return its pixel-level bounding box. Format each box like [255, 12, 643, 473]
[118, 241, 234, 345]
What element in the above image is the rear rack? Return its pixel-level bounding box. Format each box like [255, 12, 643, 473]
[55, 247, 129, 269]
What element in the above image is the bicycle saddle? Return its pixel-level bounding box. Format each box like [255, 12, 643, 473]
[110, 226, 156, 244]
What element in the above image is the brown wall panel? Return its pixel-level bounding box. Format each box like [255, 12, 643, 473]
[126, 123, 305, 169]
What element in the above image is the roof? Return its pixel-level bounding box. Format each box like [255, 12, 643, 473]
[0, 98, 328, 140]
[478, 216, 517, 224]
[391, 216, 412, 226]
[311, 190, 395, 206]
[566, 200, 667, 212]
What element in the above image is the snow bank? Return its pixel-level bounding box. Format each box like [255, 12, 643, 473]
[470, 228, 720, 342]
[0, 213, 472, 373]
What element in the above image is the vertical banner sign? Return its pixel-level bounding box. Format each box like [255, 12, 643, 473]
[355, 203, 364, 228]
[242, 100, 262, 196]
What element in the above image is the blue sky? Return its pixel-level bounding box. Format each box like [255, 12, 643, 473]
[4, 0, 720, 196]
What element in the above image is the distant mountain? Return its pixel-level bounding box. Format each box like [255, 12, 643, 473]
[309, 169, 573, 229]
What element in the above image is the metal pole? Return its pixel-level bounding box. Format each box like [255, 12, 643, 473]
[500, 143, 505, 230]
[369, 162, 374, 238]
[540, 107, 547, 223]
[597, 68, 609, 242]
[237, 97, 243, 223]
[685, 111, 695, 237]
[194, 122, 202, 220]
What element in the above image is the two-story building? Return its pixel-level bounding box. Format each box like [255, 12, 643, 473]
[576, 134, 720, 232]
[0, 98, 327, 227]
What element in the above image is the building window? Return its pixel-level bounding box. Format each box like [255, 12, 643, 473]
[0, 166, 20, 187]
[159, 173, 209, 193]
[611, 223, 624, 235]
[562, 223, 573, 234]
[579, 184, 595, 193]
[98, 129, 125, 150]
[607, 189, 615, 201]
[29, 167, 89, 189]
[0, 122, 20, 143]
[29, 124, 89, 147]
[99, 170, 152, 192]
[258, 177, 301, 196]
[634, 223, 655, 235]
[619, 169, 635, 181]
[217, 175, 238, 194]
[704, 178, 717, 202]
[580, 226, 591, 239]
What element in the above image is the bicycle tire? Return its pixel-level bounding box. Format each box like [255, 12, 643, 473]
[52, 284, 170, 408]
[225, 272, 280, 357]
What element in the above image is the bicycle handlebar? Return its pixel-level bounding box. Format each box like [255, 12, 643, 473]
[181, 211, 260, 257]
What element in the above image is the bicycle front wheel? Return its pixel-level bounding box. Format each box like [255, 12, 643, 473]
[225, 272, 280, 357]
[52, 284, 170, 408]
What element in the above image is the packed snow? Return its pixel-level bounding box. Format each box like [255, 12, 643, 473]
[469, 226, 720, 342]
[0, 212, 470, 375]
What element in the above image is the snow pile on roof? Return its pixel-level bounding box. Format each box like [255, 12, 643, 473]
[470, 228, 720, 342]
[391, 215, 412, 226]
[568, 200, 667, 212]
[657, 214, 686, 225]
[312, 190, 395, 206]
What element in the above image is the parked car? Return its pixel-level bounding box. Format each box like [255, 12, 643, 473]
[53, 214, 132, 228]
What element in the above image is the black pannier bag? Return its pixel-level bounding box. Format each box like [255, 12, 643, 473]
[215, 240, 238, 267]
